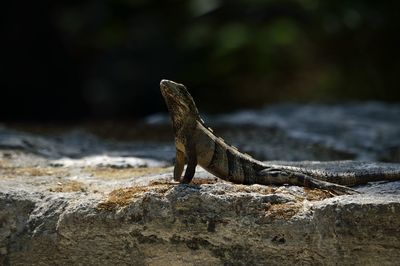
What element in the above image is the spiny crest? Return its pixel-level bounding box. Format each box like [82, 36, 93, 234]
[198, 115, 216, 134]
[214, 131, 241, 152]
[217, 136, 225, 143]
[231, 145, 239, 151]
[243, 152, 254, 159]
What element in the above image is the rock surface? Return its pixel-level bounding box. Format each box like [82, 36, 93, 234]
[1, 103, 400, 265]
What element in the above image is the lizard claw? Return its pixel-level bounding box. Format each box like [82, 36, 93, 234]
[307, 178, 360, 195]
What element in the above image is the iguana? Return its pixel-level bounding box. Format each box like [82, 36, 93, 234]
[160, 79, 400, 194]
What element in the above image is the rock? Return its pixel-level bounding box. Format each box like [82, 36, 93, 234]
[1, 102, 400, 265]
[1, 167, 400, 265]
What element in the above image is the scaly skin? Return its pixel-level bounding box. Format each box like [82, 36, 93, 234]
[160, 79, 400, 194]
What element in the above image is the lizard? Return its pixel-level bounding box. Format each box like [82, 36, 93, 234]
[160, 79, 400, 194]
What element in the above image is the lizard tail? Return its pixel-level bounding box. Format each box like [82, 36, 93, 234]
[257, 168, 359, 195]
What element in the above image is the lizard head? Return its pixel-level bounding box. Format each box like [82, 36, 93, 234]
[160, 79, 200, 132]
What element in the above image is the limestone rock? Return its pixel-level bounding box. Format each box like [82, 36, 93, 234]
[1, 102, 400, 265]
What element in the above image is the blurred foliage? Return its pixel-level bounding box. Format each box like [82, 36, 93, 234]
[2, 0, 400, 120]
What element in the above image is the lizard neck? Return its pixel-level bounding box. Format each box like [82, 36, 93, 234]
[173, 115, 198, 151]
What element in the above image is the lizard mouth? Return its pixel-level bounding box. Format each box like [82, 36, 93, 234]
[160, 79, 196, 115]
[160, 79, 187, 99]
[160, 79, 174, 87]
[160, 79, 174, 97]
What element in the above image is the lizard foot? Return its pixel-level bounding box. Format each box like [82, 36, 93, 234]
[179, 176, 192, 184]
[306, 178, 360, 195]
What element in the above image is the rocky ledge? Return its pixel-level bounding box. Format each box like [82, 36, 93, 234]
[1, 103, 400, 265]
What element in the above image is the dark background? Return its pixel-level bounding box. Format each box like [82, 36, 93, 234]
[2, 0, 400, 122]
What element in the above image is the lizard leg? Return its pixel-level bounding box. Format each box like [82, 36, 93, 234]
[258, 169, 359, 195]
[174, 148, 185, 181]
[180, 144, 197, 184]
